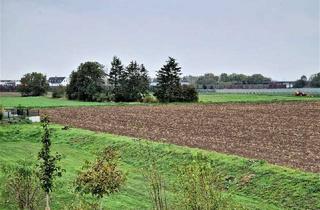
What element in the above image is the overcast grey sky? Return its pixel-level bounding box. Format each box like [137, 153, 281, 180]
[1, 0, 319, 80]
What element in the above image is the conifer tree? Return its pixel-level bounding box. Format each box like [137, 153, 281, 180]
[114, 61, 149, 102]
[108, 56, 124, 92]
[138, 64, 150, 95]
[154, 57, 182, 102]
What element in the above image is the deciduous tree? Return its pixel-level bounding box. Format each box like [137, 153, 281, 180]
[18, 72, 49, 96]
[66, 61, 106, 101]
[38, 116, 63, 210]
[310, 73, 320, 88]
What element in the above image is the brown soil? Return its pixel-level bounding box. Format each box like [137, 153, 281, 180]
[42, 102, 320, 173]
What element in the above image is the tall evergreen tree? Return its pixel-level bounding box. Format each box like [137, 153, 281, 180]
[113, 61, 149, 102]
[115, 61, 149, 102]
[138, 64, 150, 95]
[108, 56, 124, 91]
[154, 57, 182, 102]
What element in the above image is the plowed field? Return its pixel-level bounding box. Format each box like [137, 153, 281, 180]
[42, 102, 320, 172]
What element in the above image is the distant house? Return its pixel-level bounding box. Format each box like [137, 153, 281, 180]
[150, 81, 190, 87]
[272, 81, 294, 88]
[0, 80, 20, 86]
[48, 77, 69, 87]
[0, 80, 20, 92]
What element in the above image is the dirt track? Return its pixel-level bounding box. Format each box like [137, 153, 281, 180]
[42, 102, 320, 173]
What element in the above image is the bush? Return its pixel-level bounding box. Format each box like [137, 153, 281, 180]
[138, 142, 169, 210]
[93, 91, 114, 102]
[178, 85, 198, 102]
[174, 154, 240, 210]
[0, 160, 45, 210]
[74, 146, 126, 208]
[52, 85, 65, 98]
[143, 94, 159, 103]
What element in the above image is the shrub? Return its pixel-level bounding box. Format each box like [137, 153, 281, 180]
[74, 146, 126, 209]
[93, 92, 114, 102]
[52, 85, 65, 98]
[138, 142, 169, 210]
[178, 85, 198, 102]
[0, 160, 45, 210]
[142, 94, 159, 103]
[174, 154, 239, 210]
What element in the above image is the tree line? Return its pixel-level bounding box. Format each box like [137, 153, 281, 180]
[17, 62, 320, 98]
[292, 74, 320, 88]
[182, 72, 320, 89]
[18, 57, 198, 103]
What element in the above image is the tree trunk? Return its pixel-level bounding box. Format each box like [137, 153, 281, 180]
[45, 193, 50, 210]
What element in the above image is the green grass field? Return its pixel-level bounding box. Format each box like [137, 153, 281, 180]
[199, 93, 320, 103]
[1, 93, 319, 108]
[0, 96, 135, 108]
[0, 123, 319, 210]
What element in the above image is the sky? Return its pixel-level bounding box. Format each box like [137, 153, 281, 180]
[0, 0, 319, 81]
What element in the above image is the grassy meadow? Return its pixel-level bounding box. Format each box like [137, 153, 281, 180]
[198, 93, 320, 103]
[0, 123, 319, 210]
[1, 92, 319, 108]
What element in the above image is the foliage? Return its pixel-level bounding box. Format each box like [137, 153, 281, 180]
[65, 194, 99, 210]
[310, 72, 320, 87]
[18, 72, 49, 96]
[138, 142, 169, 210]
[52, 85, 66, 98]
[93, 91, 114, 102]
[114, 61, 150, 102]
[196, 73, 219, 88]
[66, 62, 106, 101]
[184, 73, 272, 88]
[38, 116, 63, 209]
[0, 160, 44, 210]
[178, 85, 198, 102]
[108, 56, 124, 94]
[154, 57, 198, 103]
[74, 146, 126, 209]
[174, 154, 236, 210]
[154, 57, 182, 102]
[142, 94, 159, 103]
[247, 74, 271, 84]
[293, 75, 308, 88]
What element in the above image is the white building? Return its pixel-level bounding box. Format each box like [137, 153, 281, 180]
[48, 77, 69, 87]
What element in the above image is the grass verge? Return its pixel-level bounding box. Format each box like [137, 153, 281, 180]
[0, 123, 319, 209]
